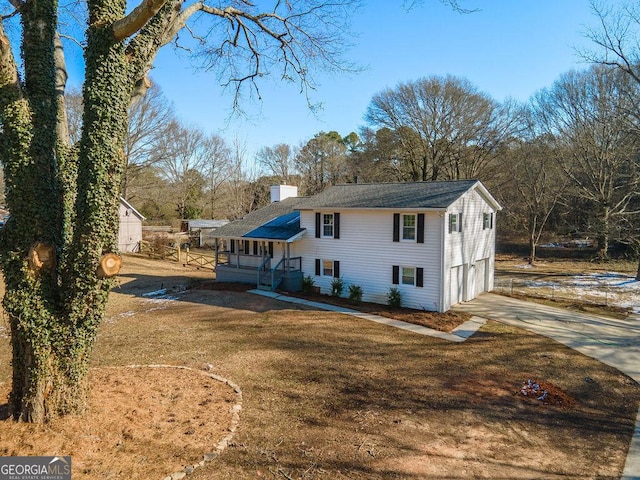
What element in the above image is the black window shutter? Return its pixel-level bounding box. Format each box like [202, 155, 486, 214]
[334, 212, 340, 239]
[315, 258, 321, 276]
[417, 213, 425, 243]
[268, 242, 274, 258]
[458, 213, 463, 232]
[315, 212, 321, 238]
[416, 267, 424, 287]
[392, 265, 399, 285]
[393, 213, 400, 242]
[230, 239, 235, 253]
[252, 241, 258, 255]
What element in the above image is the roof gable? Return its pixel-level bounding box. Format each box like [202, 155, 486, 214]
[120, 197, 145, 220]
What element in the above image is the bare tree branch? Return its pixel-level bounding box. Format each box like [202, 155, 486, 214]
[112, 0, 169, 41]
[0, 21, 22, 99]
[404, 0, 479, 14]
[581, 0, 640, 85]
[6, 0, 25, 10]
[124, 1, 358, 114]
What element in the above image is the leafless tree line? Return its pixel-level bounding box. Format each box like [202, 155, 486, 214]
[90, 65, 639, 276]
[52, 0, 640, 277]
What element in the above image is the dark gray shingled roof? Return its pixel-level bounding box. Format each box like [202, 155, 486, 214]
[296, 180, 480, 210]
[215, 181, 498, 241]
[213, 196, 307, 238]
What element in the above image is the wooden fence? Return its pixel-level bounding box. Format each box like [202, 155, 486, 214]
[185, 249, 216, 270]
[138, 241, 180, 262]
[138, 241, 216, 271]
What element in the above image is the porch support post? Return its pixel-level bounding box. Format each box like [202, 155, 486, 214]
[286, 243, 291, 273]
[214, 238, 218, 268]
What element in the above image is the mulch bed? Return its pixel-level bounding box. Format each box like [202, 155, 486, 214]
[518, 379, 577, 409]
[195, 280, 469, 333]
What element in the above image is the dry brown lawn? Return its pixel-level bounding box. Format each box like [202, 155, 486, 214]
[0, 255, 638, 479]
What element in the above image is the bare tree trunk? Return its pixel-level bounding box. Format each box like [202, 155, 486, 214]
[597, 207, 611, 259]
[529, 236, 537, 265]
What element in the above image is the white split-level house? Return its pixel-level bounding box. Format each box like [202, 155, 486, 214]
[214, 181, 502, 312]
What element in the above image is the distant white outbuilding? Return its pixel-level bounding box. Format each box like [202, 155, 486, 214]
[118, 197, 145, 252]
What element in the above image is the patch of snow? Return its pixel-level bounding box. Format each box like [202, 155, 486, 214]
[539, 239, 593, 249]
[104, 310, 137, 324]
[143, 288, 168, 297]
[514, 264, 535, 269]
[501, 270, 640, 313]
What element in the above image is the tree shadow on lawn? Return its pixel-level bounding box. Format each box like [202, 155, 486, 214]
[100, 267, 640, 478]
[178, 303, 640, 478]
[111, 272, 308, 315]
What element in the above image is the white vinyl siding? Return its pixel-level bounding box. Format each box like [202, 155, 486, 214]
[292, 184, 498, 312]
[443, 187, 497, 309]
[296, 210, 442, 310]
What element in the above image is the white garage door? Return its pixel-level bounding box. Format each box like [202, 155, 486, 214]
[472, 259, 487, 298]
[450, 265, 464, 305]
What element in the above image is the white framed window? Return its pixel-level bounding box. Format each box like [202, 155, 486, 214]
[402, 214, 416, 241]
[393, 265, 424, 287]
[401, 266, 416, 285]
[322, 214, 334, 238]
[449, 213, 462, 233]
[483, 212, 494, 230]
[323, 259, 334, 277]
[316, 258, 340, 278]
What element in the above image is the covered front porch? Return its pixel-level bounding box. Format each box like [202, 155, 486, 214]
[214, 237, 304, 292]
[211, 201, 307, 291]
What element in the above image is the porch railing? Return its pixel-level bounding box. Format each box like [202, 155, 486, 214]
[217, 251, 302, 272]
[217, 251, 267, 269]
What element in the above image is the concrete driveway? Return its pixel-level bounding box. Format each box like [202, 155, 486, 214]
[454, 292, 640, 479]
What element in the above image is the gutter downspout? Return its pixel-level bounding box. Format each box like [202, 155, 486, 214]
[439, 210, 447, 313]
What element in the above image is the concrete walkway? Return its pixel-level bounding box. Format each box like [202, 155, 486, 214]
[251, 289, 640, 479]
[454, 293, 640, 480]
[249, 289, 487, 342]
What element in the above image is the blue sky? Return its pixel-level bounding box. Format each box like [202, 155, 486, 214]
[145, 1, 602, 158]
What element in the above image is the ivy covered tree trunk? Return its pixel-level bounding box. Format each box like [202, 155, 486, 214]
[0, 0, 354, 423]
[0, 0, 129, 421]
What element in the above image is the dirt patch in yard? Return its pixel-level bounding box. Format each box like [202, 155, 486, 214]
[0, 255, 638, 479]
[0, 367, 237, 479]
